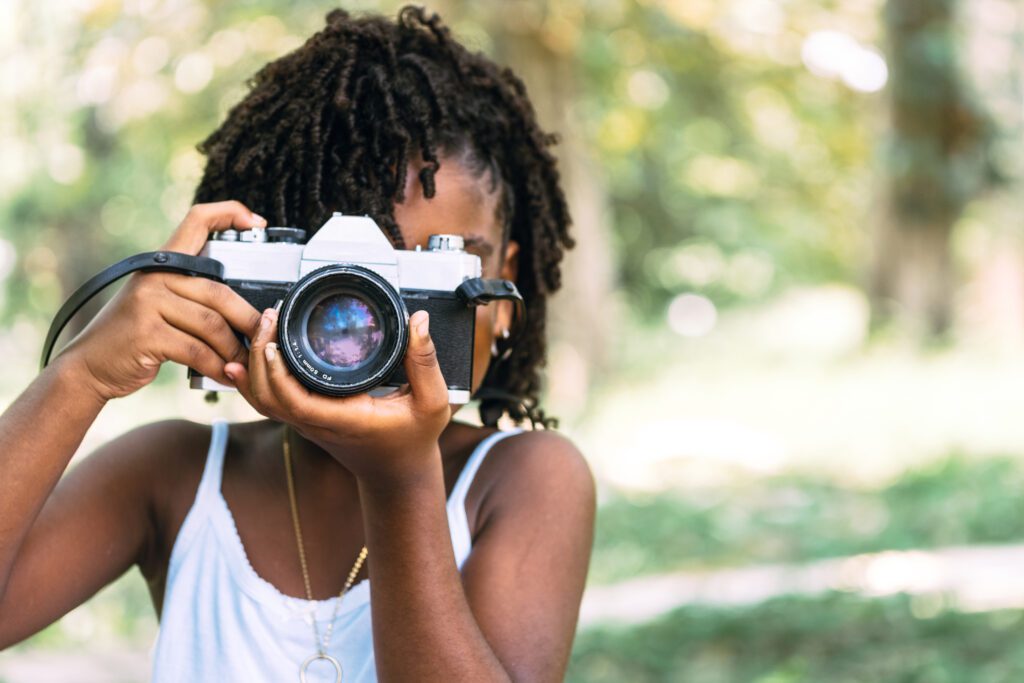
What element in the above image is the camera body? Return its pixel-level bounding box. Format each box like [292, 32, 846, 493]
[190, 212, 481, 403]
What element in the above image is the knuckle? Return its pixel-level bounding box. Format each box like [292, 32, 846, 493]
[247, 310, 263, 336]
[185, 341, 205, 365]
[412, 346, 437, 368]
[198, 306, 220, 331]
[230, 343, 248, 364]
[142, 315, 164, 340]
[203, 278, 226, 302]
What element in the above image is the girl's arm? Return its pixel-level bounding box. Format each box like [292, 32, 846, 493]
[0, 410, 195, 648]
[358, 431, 594, 682]
[230, 305, 595, 682]
[0, 202, 264, 647]
[0, 355, 110, 623]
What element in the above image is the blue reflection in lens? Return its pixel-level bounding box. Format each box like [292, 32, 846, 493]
[306, 294, 384, 369]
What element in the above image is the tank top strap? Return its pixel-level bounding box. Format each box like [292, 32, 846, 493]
[446, 428, 524, 569]
[166, 419, 230, 571]
[196, 419, 230, 501]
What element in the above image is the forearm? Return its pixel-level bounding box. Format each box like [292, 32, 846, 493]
[0, 356, 107, 598]
[357, 450, 511, 683]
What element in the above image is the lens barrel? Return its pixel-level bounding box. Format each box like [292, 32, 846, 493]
[278, 264, 409, 396]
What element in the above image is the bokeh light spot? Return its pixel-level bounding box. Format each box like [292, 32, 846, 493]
[667, 293, 718, 337]
[174, 53, 213, 93]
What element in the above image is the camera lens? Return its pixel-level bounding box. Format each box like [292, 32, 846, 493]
[278, 264, 408, 396]
[306, 293, 384, 369]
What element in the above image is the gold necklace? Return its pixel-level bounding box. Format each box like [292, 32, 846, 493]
[283, 425, 368, 683]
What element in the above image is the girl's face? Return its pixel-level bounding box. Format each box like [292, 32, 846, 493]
[392, 156, 519, 402]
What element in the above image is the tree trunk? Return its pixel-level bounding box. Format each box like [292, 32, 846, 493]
[871, 218, 954, 337]
[874, 0, 996, 337]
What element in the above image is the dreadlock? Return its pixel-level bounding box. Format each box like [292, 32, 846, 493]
[193, 6, 573, 428]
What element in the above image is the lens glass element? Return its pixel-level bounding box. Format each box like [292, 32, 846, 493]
[306, 293, 384, 369]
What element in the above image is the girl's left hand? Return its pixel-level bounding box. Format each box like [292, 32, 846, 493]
[223, 306, 452, 485]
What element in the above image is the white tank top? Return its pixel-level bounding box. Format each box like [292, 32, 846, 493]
[150, 419, 521, 682]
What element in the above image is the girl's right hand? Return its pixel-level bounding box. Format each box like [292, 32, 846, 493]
[55, 201, 267, 401]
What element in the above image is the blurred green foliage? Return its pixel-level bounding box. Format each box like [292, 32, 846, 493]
[2, 1, 329, 329]
[579, 2, 880, 317]
[569, 593, 1024, 683]
[1, 0, 889, 333]
[592, 456, 1024, 583]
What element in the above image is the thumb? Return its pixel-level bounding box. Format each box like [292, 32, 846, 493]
[161, 201, 268, 254]
[403, 310, 448, 411]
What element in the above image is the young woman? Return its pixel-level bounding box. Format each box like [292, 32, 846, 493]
[0, 6, 595, 682]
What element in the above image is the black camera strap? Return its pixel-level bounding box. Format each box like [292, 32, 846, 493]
[455, 278, 526, 343]
[456, 279, 557, 428]
[40, 251, 225, 370]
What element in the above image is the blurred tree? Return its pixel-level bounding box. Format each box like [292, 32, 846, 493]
[482, 0, 617, 410]
[874, 0, 1001, 336]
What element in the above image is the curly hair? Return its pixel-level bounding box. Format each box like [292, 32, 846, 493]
[193, 6, 573, 427]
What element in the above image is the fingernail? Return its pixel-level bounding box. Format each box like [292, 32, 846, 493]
[252, 213, 267, 227]
[414, 311, 429, 339]
[224, 367, 236, 381]
[265, 342, 277, 362]
[259, 314, 270, 333]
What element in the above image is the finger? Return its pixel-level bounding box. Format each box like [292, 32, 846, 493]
[402, 311, 448, 415]
[161, 201, 268, 254]
[247, 307, 284, 416]
[160, 326, 234, 386]
[160, 297, 248, 366]
[259, 320, 373, 430]
[262, 333, 325, 427]
[253, 316, 371, 435]
[163, 275, 263, 341]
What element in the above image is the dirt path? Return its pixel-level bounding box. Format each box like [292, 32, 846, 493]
[579, 542, 1024, 627]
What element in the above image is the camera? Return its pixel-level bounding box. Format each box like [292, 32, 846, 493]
[188, 212, 521, 403]
[40, 212, 523, 402]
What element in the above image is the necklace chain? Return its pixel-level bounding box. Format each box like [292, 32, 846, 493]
[283, 425, 368, 657]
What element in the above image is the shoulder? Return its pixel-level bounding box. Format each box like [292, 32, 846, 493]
[74, 418, 211, 475]
[73, 419, 216, 521]
[491, 429, 593, 484]
[473, 429, 596, 532]
[82, 419, 213, 478]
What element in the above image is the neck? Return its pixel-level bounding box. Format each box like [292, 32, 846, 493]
[281, 424, 359, 496]
[278, 418, 479, 492]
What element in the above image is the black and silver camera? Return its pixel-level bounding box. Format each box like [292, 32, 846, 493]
[41, 213, 523, 404]
[194, 213, 523, 403]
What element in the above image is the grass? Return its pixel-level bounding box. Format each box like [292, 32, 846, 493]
[568, 592, 1024, 683]
[590, 455, 1024, 584]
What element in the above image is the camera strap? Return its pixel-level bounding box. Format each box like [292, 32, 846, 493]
[40, 251, 225, 370]
[455, 277, 526, 343]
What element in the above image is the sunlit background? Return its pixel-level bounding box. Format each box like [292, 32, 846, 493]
[5, 0, 1024, 681]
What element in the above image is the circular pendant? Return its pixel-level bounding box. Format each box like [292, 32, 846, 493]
[299, 652, 343, 683]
